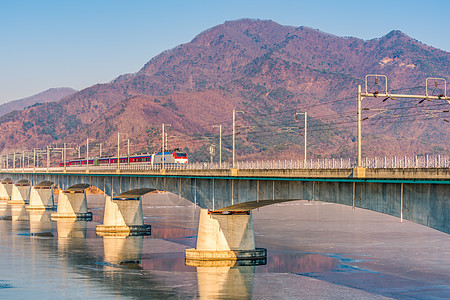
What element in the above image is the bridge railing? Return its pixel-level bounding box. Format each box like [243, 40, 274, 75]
[1, 155, 448, 173]
[361, 155, 449, 168]
[178, 155, 448, 170]
[101, 154, 448, 170]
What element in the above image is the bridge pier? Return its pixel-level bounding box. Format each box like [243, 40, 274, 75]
[51, 184, 92, 220]
[26, 181, 55, 211]
[8, 180, 31, 205]
[185, 209, 266, 261]
[0, 178, 13, 200]
[96, 188, 153, 236]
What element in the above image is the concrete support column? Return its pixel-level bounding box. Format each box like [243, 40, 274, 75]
[9, 181, 31, 205]
[96, 196, 151, 236]
[27, 185, 55, 211]
[51, 189, 92, 220]
[0, 180, 13, 200]
[185, 209, 266, 261]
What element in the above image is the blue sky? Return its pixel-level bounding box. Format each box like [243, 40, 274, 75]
[0, 0, 449, 103]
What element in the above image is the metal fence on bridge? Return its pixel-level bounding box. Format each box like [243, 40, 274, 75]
[5, 154, 447, 173]
[187, 155, 449, 170]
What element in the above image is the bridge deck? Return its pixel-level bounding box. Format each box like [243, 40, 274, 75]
[0, 166, 448, 233]
[4, 167, 447, 182]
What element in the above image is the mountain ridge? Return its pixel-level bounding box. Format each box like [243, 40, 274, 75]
[0, 87, 77, 118]
[0, 19, 448, 161]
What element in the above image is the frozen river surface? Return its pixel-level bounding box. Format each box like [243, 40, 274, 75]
[0, 193, 449, 299]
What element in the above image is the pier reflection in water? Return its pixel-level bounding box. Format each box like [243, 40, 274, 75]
[55, 219, 88, 238]
[188, 260, 261, 299]
[0, 199, 8, 215]
[0, 193, 448, 299]
[102, 235, 144, 268]
[29, 210, 54, 236]
[10, 203, 28, 222]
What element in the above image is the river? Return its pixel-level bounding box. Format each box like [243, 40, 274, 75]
[0, 192, 448, 299]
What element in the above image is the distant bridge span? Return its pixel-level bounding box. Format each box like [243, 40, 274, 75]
[1, 166, 449, 233]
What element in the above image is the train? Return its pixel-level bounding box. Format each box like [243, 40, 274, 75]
[59, 150, 188, 167]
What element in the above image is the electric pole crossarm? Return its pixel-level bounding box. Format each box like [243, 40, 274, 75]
[361, 93, 450, 101]
[358, 75, 450, 168]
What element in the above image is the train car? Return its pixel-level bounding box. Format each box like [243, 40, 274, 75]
[129, 154, 152, 163]
[108, 157, 129, 164]
[59, 159, 94, 167]
[59, 150, 188, 167]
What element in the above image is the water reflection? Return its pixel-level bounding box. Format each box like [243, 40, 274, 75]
[187, 260, 260, 299]
[140, 252, 192, 272]
[55, 219, 88, 255]
[0, 194, 341, 300]
[29, 210, 54, 236]
[258, 252, 338, 274]
[10, 203, 28, 222]
[120, 227, 339, 274]
[102, 236, 144, 269]
[55, 219, 88, 238]
[0, 195, 446, 299]
[0, 200, 8, 217]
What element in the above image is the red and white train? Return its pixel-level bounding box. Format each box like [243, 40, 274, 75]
[59, 150, 188, 167]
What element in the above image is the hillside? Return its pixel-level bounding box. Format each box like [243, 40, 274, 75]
[0, 88, 77, 118]
[0, 19, 448, 161]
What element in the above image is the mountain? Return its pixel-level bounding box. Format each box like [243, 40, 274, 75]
[0, 88, 77, 117]
[0, 19, 448, 161]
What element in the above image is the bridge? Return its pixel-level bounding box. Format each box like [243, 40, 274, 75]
[0, 155, 448, 261]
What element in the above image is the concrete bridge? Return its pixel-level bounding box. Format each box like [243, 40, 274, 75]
[0, 165, 448, 260]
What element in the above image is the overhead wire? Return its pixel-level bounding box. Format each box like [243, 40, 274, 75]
[57, 81, 449, 158]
